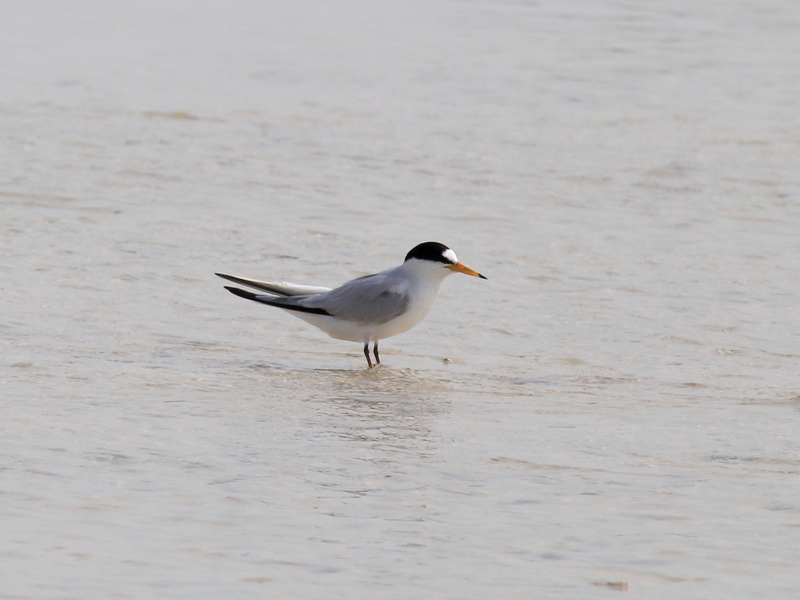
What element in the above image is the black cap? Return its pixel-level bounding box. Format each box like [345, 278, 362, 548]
[404, 242, 455, 264]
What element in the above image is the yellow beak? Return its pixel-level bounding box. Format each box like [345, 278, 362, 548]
[448, 262, 487, 279]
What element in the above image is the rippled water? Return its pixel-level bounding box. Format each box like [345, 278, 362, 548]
[2, 1, 799, 598]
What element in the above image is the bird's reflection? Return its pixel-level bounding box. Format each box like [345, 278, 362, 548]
[307, 367, 449, 454]
[240, 361, 457, 465]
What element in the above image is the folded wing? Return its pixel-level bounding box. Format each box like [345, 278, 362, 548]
[302, 273, 411, 324]
[218, 270, 410, 325]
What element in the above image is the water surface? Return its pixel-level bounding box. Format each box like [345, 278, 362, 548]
[2, 1, 799, 598]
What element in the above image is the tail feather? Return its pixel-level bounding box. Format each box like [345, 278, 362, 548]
[215, 273, 330, 296]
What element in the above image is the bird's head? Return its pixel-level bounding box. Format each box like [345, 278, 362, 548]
[404, 242, 487, 279]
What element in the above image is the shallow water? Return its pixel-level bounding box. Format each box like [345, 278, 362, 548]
[2, 1, 799, 598]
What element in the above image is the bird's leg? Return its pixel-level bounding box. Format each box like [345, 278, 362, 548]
[373, 341, 380, 365]
[363, 342, 373, 368]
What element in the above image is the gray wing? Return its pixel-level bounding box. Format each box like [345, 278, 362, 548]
[302, 272, 411, 324]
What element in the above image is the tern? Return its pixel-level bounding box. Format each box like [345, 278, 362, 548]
[216, 241, 486, 368]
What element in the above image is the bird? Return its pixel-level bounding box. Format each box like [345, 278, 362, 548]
[216, 241, 486, 368]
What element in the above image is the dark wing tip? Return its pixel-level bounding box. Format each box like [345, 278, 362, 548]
[479, 273, 488, 280]
[222, 286, 333, 316]
[224, 286, 258, 301]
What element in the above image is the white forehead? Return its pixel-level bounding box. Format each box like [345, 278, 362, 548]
[442, 248, 458, 264]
